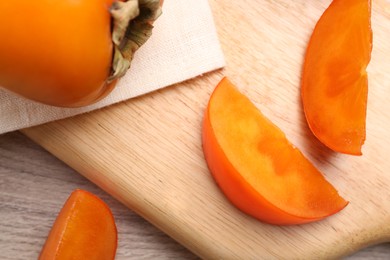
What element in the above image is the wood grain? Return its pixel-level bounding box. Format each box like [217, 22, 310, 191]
[1, 129, 390, 259]
[0, 131, 198, 259]
[9, 0, 390, 258]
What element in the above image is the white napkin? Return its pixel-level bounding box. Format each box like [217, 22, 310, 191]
[0, 0, 225, 134]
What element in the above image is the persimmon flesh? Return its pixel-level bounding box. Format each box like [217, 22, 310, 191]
[202, 78, 348, 225]
[39, 189, 117, 260]
[301, 0, 372, 155]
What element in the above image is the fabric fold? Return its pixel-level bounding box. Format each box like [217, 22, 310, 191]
[0, 0, 225, 134]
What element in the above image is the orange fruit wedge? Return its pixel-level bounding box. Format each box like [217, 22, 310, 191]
[39, 189, 117, 259]
[301, 0, 372, 155]
[202, 77, 348, 225]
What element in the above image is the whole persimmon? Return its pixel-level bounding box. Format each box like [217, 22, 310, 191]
[0, 0, 162, 107]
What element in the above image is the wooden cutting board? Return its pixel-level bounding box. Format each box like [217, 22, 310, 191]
[22, 0, 390, 258]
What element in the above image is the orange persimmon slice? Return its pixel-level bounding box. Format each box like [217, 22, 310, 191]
[39, 189, 117, 260]
[202, 77, 348, 225]
[301, 0, 372, 155]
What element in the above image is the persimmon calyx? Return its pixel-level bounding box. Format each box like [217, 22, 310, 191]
[108, 0, 162, 82]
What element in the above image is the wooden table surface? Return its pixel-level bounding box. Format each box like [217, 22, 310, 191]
[2, 0, 390, 259]
[0, 131, 389, 259]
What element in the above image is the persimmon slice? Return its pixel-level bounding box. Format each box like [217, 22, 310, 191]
[202, 77, 348, 225]
[39, 189, 117, 259]
[301, 0, 372, 155]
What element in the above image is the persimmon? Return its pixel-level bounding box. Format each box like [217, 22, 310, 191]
[0, 0, 162, 107]
[301, 0, 372, 155]
[202, 77, 348, 225]
[39, 189, 117, 260]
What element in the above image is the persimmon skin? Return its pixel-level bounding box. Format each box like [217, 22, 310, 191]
[202, 78, 348, 225]
[0, 0, 116, 107]
[301, 0, 372, 155]
[39, 189, 117, 260]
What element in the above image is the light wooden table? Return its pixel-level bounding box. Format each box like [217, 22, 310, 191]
[2, 0, 390, 259]
[0, 131, 197, 259]
[0, 126, 389, 259]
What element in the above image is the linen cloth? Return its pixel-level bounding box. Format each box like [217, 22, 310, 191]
[0, 0, 225, 134]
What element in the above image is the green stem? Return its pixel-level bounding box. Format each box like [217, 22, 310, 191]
[108, 0, 162, 82]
